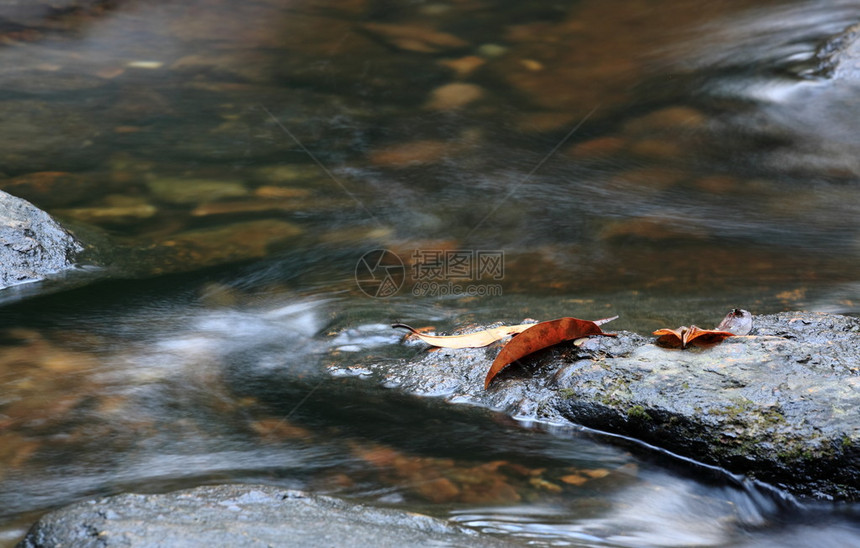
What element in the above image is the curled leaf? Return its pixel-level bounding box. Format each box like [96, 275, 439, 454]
[654, 309, 751, 349]
[652, 327, 686, 347]
[393, 316, 618, 349]
[715, 308, 753, 335]
[593, 316, 620, 327]
[392, 322, 535, 349]
[653, 325, 735, 349]
[485, 317, 616, 389]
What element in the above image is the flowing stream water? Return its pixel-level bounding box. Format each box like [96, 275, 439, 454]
[0, 0, 858, 545]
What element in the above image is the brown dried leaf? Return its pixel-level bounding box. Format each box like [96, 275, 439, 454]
[653, 327, 684, 347]
[486, 317, 616, 388]
[653, 325, 735, 348]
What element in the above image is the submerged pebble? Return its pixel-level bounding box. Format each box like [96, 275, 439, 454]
[54, 203, 157, 225]
[159, 219, 304, 266]
[0, 171, 97, 208]
[437, 55, 486, 77]
[146, 178, 248, 205]
[368, 140, 450, 167]
[191, 199, 310, 217]
[252, 165, 326, 185]
[622, 106, 708, 134]
[362, 22, 468, 53]
[424, 82, 484, 110]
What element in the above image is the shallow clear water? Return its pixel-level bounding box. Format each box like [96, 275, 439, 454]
[0, 0, 858, 545]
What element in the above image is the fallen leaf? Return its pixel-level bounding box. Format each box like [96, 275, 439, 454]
[394, 316, 618, 350]
[486, 317, 616, 388]
[653, 325, 735, 349]
[654, 309, 751, 348]
[392, 322, 536, 348]
[715, 308, 753, 335]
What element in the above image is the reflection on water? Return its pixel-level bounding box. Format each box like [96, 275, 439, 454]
[0, 0, 859, 545]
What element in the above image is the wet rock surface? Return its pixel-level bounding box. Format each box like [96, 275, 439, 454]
[338, 312, 860, 501]
[0, 190, 83, 290]
[18, 484, 510, 548]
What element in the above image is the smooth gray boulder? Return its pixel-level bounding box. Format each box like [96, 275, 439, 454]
[18, 485, 511, 548]
[0, 190, 83, 290]
[335, 312, 860, 501]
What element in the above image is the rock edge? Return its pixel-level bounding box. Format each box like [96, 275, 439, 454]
[18, 484, 511, 548]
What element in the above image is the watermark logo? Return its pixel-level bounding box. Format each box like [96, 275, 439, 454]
[355, 249, 504, 298]
[354, 249, 406, 298]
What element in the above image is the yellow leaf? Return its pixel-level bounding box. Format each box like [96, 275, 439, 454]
[392, 323, 536, 349]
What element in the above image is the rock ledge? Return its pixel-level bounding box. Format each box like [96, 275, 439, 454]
[340, 312, 860, 501]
